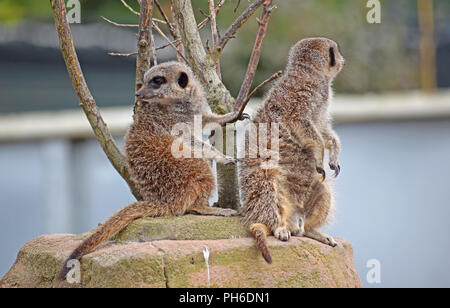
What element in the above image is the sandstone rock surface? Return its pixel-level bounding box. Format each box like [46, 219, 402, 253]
[0, 215, 362, 288]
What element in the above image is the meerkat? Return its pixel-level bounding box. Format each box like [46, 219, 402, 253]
[239, 38, 345, 263]
[58, 61, 247, 281]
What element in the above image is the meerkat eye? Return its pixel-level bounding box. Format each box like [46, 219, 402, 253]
[149, 76, 167, 89]
[329, 47, 336, 67]
[178, 72, 189, 88]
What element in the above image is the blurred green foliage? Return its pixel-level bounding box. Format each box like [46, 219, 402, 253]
[1, 0, 449, 94]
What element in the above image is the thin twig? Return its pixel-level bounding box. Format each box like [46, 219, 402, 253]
[234, 0, 241, 13]
[154, 0, 177, 39]
[101, 16, 138, 27]
[50, 0, 142, 200]
[152, 21, 189, 63]
[216, 0, 267, 52]
[107, 39, 180, 58]
[102, 15, 165, 28]
[235, 0, 275, 114]
[156, 39, 181, 50]
[241, 70, 282, 106]
[198, 0, 225, 30]
[121, 0, 140, 15]
[199, 9, 210, 19]
[108, 51, 138, 57]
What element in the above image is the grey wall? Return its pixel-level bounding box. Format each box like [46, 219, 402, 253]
[1, 119, 450, 287]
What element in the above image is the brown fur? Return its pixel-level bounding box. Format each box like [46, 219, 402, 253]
[58, 62, 244, 281]
[239, 38, 345, 263]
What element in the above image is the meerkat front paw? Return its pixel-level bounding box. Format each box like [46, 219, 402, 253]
[274, 227, 291, 241]
[238, 113, 250, 121]
[217, 156, 236, 165]
[218, 208, 239, 217]
[329, 162, 341, 178]
[224, 157, 237, 165]
[326, 235, 338, 247]
[229, 111, 250, 123]
[316, 165, 326, 181]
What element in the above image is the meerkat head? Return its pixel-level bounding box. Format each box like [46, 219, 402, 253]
[288, 37, 345, 79]
[135, 61, 206, 104]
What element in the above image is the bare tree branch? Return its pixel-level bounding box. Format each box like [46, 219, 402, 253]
[101, 16, 138, 28]
[121, 0, 140, 16]
[154, 0, 177, 39]
[170, 0, 187, 62]
[152, 21, 188, 63]
[235, 0, 274, 112]
[209, 0, 221, 77]
[156, 39, 181, 50]
[216, 0, 267, 52]
[240, 70, 282, 110]
[198, 0, 225, 30]
[108, 39, 180, 58]
[108, 51, 138, 57]
[172, 0, 235, 113]
[234, 0, 241, 13]
[50, 0, 142, 200]
[135, 0, 154, 96]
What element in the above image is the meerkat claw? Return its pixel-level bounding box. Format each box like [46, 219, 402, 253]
[329, 163, 341, 177]
[316, 166, 326, 181]
[327, 236, 338, 247]
[239, 113, 250, 121]
[224, 158, 237, 166]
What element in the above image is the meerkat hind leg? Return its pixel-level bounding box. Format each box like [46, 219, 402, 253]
[304, 229, 337, 247]
[290, 212, 305, 237]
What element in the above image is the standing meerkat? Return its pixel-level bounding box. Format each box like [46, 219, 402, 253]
[58, 61, 247, 280]
[239, 38, 345, 263]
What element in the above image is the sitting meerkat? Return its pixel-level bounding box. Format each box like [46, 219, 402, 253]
[58, 62, 247, 280]
[239, 38, 345, 263]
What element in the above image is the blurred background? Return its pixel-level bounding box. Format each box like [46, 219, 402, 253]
[1, 0, 449, 287]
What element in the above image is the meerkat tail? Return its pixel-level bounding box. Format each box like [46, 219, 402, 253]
[57, 201, 170, 281]
[249, 223, 272, 264]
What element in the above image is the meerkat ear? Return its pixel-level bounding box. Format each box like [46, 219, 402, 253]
[178, 72, 189, 88]
[329, 47, 336, 67]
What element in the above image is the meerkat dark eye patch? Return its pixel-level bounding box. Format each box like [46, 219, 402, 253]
[178, 72, 189, 88]
[149, 76, 167, 88]
[329, 47, 336, 67]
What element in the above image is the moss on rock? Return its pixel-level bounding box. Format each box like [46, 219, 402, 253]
[114, 215, 250, 242]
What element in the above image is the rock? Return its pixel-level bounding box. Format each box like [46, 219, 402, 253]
[114, 215, 250, 242]
[0, 215, 362, 288]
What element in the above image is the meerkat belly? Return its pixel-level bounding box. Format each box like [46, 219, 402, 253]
[277, 136, 318, 204]
[126, 134, 215, 205]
